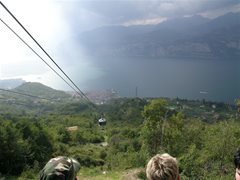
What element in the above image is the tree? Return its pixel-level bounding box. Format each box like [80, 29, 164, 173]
[141, 99, 168, 155]
[58, 127, 71, 144]
[163, 112, 185, 156]
[0, 120, 27, 175]
[199, 121, 240, 178]
[16, 120, 54, 167]
[180, 120, 240, 179]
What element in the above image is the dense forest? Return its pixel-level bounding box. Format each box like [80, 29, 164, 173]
[0, 83, 239, 179]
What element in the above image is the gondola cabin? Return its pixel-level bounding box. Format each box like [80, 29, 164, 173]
[98, 117, 106, 126]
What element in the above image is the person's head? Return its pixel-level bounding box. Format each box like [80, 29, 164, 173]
[40, 156, 81, 180]
[234, 150, 240, 180]
[146, 153, 179, 180]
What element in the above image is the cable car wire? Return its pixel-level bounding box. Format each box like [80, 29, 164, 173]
[0, 88, 55, 101]
[0, 17, 85, 100]
[0, 1, 90, 102]
[0, 97, 33, 106]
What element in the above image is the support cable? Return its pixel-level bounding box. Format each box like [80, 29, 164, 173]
[0, 17, 84, 100]
[0, 97, 36, 106]
[0, 1, 90, 101]
[0, 88, 54, 101]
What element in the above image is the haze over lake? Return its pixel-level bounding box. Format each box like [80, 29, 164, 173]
[72, 12, 240, 103]
[0, 3, 239, 104]
[83, 57, 240, 103]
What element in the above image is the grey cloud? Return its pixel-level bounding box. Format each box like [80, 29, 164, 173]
[133, 0, 240, 18]
[62, 0, 239, 25]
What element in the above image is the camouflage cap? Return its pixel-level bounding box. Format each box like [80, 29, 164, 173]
[40, 156, 80, 180]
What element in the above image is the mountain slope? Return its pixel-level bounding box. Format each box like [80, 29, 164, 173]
[0, 82, 73, 115]
[78, 12, 240, 58]
[14, 82, 71, 99]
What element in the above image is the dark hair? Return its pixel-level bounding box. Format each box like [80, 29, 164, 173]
[234, 150, 240, 169]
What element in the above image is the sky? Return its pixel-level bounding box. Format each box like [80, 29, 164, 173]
[0, 0, 239, 93]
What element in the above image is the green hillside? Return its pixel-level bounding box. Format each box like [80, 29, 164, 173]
[0, 82, 82, 115]
[0, 92, 239, 179]
[14, 82, 71, 99]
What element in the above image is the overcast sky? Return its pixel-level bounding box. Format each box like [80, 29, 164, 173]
[0, 0, 239, 92]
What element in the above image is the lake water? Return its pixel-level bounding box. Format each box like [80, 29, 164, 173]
[85, 57, 240, 103]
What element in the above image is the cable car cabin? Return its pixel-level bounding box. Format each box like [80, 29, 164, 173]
[98, 118, 106, 126]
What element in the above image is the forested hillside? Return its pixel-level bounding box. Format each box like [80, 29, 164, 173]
[0, 84, 239, 179]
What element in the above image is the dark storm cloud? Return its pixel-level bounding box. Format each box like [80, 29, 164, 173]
[62, 0, 240, 28]
[76, 0, 142, 23]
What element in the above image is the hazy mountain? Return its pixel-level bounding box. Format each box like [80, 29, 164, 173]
[0, 79, 25, 89]
[79, 12, 240, 58]
[0, 82, 119, 107]
[201, 12, 240, 32]
[0, 82, 70, 114]
[154, 15, 210, 32]
[13, 82, 71, 100]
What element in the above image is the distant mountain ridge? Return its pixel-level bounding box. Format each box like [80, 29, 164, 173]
[0, 81, 119, 105]
[0, 79, 25, 89]
[78, 12, 240, 58]
[13, 82, 71, 99]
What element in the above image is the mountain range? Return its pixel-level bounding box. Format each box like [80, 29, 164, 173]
[78, 12, 240, 58]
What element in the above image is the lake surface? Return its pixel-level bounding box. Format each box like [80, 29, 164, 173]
[85, 57, 240, 103]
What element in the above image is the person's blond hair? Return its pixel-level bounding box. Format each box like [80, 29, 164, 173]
[146, 153, 179, 180]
